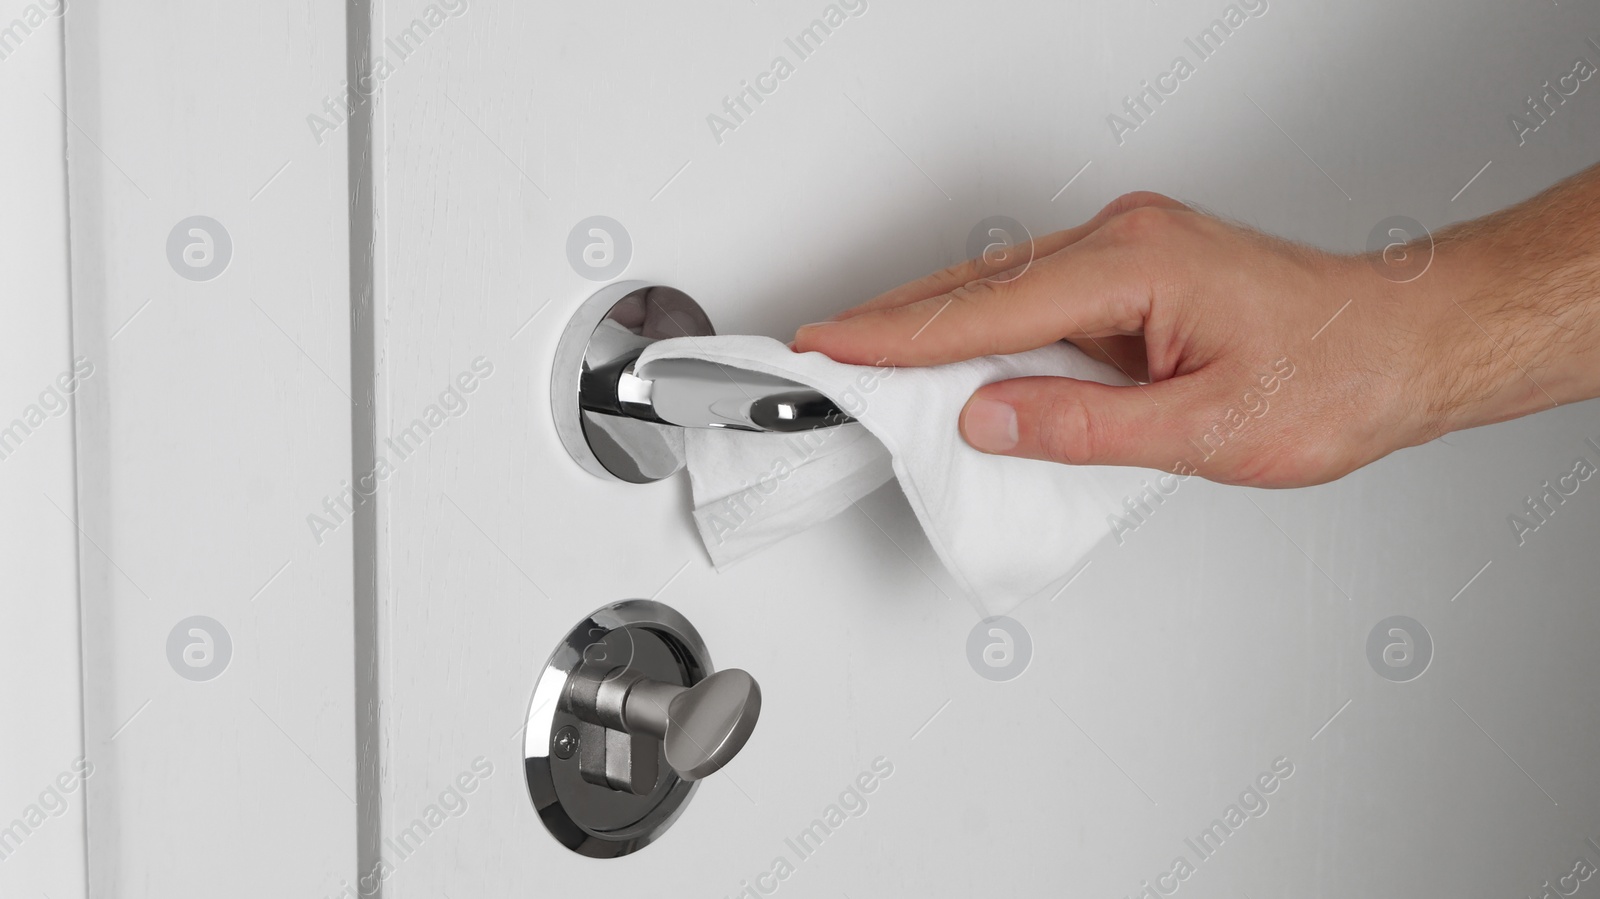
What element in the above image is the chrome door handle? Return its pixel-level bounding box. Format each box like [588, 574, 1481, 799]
[588, 351, 852, 432]
[552, 281, 854, 483]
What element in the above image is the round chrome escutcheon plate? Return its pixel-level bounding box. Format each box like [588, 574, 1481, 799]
[550, 282, 714, 483]
[523, 600, 713, 857]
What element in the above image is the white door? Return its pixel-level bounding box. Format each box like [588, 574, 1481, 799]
[45, 0, 360, 895]
[16, 0, 1600, 897]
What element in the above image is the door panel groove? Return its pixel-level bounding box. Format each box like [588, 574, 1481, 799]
[347, 0, 384, 894]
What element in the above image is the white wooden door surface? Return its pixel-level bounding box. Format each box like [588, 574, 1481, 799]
[50, 0, 361, 896]
[367, 2, 1600, 898]
[10, 0, 1600, 896]
[2, 6, 87, 896]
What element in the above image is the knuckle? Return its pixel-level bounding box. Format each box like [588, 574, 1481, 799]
[1101, 205, 1178, 245]
[1033, 391, 1099, 465]
[945, 276, 1006, 309]
[948, 255, 990, 285]
[1104, 190, 1181, 216]
[1277, 424, 1360, 485]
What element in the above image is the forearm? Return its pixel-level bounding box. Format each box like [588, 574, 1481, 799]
[1411, 163, 1600, 439]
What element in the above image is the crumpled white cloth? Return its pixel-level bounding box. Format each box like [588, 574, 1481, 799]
[635, 336, 1155, 603]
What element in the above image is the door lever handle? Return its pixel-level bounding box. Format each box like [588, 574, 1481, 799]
[554, 281, 854, 482]
[590, 351, 853, 433]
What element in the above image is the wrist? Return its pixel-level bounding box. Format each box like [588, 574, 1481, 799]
[1403, 235, 1522, 437]
[1333, 242, 1493, 452]
[1404, 228, 1600, 437]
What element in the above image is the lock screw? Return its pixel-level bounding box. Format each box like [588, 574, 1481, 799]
[552, 725, 579, 760]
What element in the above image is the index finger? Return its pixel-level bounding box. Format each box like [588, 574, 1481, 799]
[794, 224, 1156, 367]
[826, 191, 1190, 322]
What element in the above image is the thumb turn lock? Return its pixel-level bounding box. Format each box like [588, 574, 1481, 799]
[525, 600, 764, 858]
[569, 666, 761, 794]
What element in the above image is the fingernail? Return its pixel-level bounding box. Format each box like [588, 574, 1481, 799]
[963, 397, 1019, 453]
[797, 320, 838, 331]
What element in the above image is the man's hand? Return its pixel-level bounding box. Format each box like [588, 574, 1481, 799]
[793, 173, 1600, 488]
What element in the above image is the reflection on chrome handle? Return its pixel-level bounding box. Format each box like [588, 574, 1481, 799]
[589, 352, 852, 433]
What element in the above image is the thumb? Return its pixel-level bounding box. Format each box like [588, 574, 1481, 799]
[959, 376, 1207, 472]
